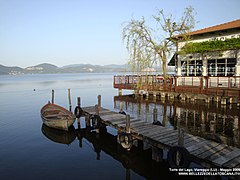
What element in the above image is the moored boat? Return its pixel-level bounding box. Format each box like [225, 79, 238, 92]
[40, 102, 76, 131]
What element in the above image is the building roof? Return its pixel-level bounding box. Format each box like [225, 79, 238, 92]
[176, 19, 240, 38]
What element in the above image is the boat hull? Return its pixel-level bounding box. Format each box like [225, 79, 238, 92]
[41, 103, 76, 131]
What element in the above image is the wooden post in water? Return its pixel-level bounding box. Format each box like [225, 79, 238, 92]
[51, 89, 54, 104]
[77, 97, 81, 107]
[120, 101, 123, 112]
[77, 97, 81, 127]
[68, 89, 72, 112]
[98, 95, 101, 108]
[95, 104, 100, 134]
[126, 114, 131, 134]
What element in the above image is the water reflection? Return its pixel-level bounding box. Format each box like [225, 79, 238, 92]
[41, 124, 196, 179]
[114, 95, 240, 148]
[41, 124, 77, 145]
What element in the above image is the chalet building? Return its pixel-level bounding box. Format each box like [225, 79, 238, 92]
[168, 19, 240, 77]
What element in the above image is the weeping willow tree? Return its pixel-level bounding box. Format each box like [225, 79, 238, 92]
[122, 6, 196, 81]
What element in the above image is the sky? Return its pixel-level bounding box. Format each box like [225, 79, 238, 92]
[0, 0, 239, 68]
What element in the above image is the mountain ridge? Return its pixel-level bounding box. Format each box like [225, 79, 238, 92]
[0, 63, 130, 75]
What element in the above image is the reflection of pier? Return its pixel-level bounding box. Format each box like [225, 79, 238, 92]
[76, 127, 174, 179]
[41, 124, 174, 179]
[79, 103, 240, 176]
[114, 95, 240, 148]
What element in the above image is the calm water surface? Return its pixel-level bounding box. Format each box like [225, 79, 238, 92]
[0, 73, 237, 180]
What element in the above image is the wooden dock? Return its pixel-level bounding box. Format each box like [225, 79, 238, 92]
[81, 105, 240, 171]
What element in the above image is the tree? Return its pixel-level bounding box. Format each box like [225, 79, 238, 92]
[122, 6, 196, 80]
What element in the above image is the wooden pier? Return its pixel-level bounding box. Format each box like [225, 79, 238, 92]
[80, 105, 240, 172]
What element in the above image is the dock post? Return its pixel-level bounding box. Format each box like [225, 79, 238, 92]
[120, 101, 123, 111]
[77, 97, 81, 127]
[178, 128, 184, 146]
[77, 97, 81, 107]
[51, 89, 54, 104]
[118, 89, 122, 96]
[98, 95, 101, 108]
[126, 114, 131, 134]
[68, 89, 72, 112]
[95, 104, 100, 134]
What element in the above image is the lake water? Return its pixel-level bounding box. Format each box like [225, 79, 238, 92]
[0, 73, 238, 180]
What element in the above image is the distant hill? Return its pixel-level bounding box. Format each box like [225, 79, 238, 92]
[0, 63, 175, 75]
[0, 65, 24, 75]
[0, 63, 130, 75]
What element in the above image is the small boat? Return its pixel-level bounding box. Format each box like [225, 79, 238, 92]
[41, 102, 76, 131]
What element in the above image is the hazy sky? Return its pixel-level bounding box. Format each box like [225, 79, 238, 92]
[0, 0, 239, 68]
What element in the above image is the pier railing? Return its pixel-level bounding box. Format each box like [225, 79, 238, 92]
[113, 75, 240, 97]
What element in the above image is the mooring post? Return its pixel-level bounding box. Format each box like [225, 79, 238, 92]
[98, 95, 101, 108]
[126, 114, 131, 133]
[51, 89, 54, 104]
[77, 97, 81, 107]
[95, 104, 100, 134]
[77, 97, 81, 126]
[68, 89, 72, 112]
[120, 101, 123, 112]
[178, 128, 184, 146]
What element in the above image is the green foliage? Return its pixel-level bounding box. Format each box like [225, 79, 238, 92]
[180, 38, 240, 54]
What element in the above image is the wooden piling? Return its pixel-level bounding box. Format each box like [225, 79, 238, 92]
[126, 114, 131, 133]
[51, 89, 54, 104]
[120, 101, 123, 112]
[68, 89, 72, 112]
[77, 97, 81, 107]
[98, 95, 101, 108]
[95, 104, 100, 133]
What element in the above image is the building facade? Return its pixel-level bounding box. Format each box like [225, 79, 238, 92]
[169, 19, 240, 77]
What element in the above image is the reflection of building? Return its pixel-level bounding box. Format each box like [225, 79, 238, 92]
[114, 95, 240, 148]
[168, 19, 240, 77]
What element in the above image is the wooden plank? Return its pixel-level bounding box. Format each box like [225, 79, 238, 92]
[212, 147, 240, 166]
[207, 146, 233, 162]
[116, 119, 140, 126]
[153, 131, 178, 142]
[135, 125, 162, 135]
[167, 134, 194, 147]
[150, 129, 177, 139]
[101, 113, 126, 120]
[130, 121, 150, 128]
[99, 111, 119, 116]
[140, 127, 171, 137]
[197, 144, 227, 159]
[184, 136, 205, 148]
[133, 124, 157, 134]
[191, 141, 220, 157]
[223, 156, 240, 168]
[186, 140, 212, 153]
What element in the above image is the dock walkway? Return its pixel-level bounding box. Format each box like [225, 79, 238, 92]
[82, 106, 240, 170]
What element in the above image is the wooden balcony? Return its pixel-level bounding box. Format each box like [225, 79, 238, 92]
[113, 75, 240, 98]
